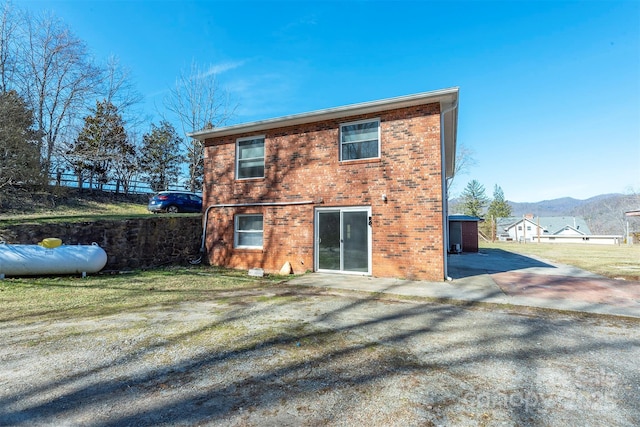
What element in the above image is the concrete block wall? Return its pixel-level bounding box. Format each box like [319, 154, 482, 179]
[0, 216, 202, 271]
[203, 103, 446, 281]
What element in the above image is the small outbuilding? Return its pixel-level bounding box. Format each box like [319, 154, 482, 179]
[448, 215, 482, 253]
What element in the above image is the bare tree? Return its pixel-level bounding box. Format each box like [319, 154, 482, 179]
[100, 56, 145, 193]
[56, 56, 146, 187]
[18, 9, 102, 174]
[572, 190, 640, 235]
[0, 1, 18, 92]
[163, 61, 236, 192]
[102, 55, 145, 128]
[447, 143, 476, 196]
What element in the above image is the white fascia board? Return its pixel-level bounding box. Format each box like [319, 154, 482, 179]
[189, 87, 459, 140]
[441, 99, 458, 179]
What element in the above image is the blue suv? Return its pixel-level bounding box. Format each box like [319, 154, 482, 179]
[148, 191, 203, 213]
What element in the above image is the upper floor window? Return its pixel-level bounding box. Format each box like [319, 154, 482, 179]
[340, 119, 380, 161]
[236, 136, 265, 179]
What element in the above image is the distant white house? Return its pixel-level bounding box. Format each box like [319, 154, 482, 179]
[497, 215, 591, 242]
[496, 215, 621, 245]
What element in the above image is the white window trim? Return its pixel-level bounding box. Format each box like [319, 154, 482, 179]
[235, 135, 265, 180]
[339, 118, 381, 162]
[234, 214, 264, 249]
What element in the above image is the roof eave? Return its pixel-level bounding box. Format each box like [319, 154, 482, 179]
[189, 87, 459, 140]
[442, 99, 458, 179]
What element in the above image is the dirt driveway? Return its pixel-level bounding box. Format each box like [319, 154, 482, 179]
[1, 281, 639, 426]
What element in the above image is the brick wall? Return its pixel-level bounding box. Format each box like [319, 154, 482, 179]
[0, 216, 202, 272]
[203, 103, 446, 280]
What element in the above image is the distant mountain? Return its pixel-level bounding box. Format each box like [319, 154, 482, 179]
[450, 193, 640, 235]
[508, 194, 622, 217]
[568, 193, 640, 235]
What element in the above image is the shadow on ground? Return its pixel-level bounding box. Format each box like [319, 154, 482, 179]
[448, 248, 555, 279]
[1, 283, 637, 426]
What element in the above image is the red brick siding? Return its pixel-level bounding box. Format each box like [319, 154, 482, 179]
[203, 103, 445, 280]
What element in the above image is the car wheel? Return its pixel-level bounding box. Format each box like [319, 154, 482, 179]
[167, 205, 179, 213]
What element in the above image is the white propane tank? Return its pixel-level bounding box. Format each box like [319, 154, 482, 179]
[0, 242, 107, 277]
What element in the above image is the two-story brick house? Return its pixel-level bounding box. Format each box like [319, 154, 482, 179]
[190, 87, 459, 281]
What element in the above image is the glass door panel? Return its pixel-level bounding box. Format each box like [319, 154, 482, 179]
[318, 211, 340, 270]
[342, 211, 369, 272]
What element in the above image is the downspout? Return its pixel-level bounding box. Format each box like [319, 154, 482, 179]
[197, 200, 317, 261]
[440, 101, 458, 281]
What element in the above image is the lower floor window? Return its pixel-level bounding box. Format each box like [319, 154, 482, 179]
[234, 214, 263, 248]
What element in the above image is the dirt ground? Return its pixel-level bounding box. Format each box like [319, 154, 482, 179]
[1, 284, 639, 426]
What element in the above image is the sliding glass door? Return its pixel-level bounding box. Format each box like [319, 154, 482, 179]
[316, 207, 371, 274]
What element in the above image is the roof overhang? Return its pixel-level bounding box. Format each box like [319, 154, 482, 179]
[553, 225, 586, 235]
[448, 214, 482, 222]
[189, 87, 459, 177]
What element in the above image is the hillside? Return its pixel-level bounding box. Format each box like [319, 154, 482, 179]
[508, 194, 619, 217]
[0, 189, 149, 220]
[568, 193, 640, 235]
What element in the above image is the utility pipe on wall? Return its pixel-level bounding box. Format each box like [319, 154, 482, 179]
[198, 200, 317, 257]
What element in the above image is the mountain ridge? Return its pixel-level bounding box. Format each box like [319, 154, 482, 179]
[507, 193, 623, 217]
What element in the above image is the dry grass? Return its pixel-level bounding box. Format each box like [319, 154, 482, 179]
[2, 268, 637, 426]
[0, 189, 151, 224]
[0, 267, 290, 324]
[481, 241, 640, 280]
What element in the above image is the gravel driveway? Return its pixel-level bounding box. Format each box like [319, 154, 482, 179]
[1, 284, 639, 426]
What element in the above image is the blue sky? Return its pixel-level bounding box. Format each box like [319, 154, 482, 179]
[22, 0, 640, 202]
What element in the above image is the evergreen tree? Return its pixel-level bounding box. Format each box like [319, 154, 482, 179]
[67, 100, 132, 190]
[110, 132, 138, 194]
[461, 179, 489, 218]
[139, 121, 184, 192]
[487, 185, 512, 219]
[0, 90, 42, 193]
[484, 185, 512, 240]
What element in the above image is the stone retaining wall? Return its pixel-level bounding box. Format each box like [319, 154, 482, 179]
[0, 216, 203, 271]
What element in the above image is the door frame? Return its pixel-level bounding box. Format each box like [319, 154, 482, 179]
[314, 206, 372, 275]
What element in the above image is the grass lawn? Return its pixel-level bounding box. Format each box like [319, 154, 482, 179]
[0, 200, 152, 225]
[481, 241, 640, 280]
[0, 190, 152, 225]
[0, 267, 289, 324]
